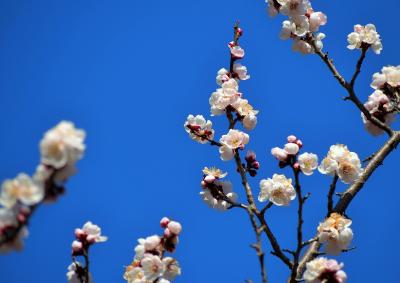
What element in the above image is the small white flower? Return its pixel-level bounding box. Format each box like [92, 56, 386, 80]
[347, 24, 382, 54]
[219, 145, 235, 161]
[82, 221, 108, 243]
[271, 147, 288, 161]
[317, 213, 353, 255]
[233, 63, 250, 80]
[318, 144, 362, 184]
[141, 254, 165, 281]
[143, 235, 161, 251]
[278, 0, 309, 18]
[371, 65, 400, 89]
[167, 221, 182, 235]
[220, 129, 249, 150]
[0, 173, 44, 208]
[309, 11, 327, 32]
[200, 180, 237, 211]
[298, 153, 318, 175]
[202, 167, 227, 179]
[184, 115, 214, 144]
[292, 39, 313, 54]
[232, 98, 259, 117]
[292, 15, 309, 37]
[40, 121, 86, 169]
[209, 79, 240, 116]
[304, 257, 347, 283]
[230, 45, 245, 59]
[243, 114, 258, 130]
[284, 143, 299, 155]
[124, 266, 147, 283]
[258, 174, 296, 206]
[280, 20, 295, 40]
[162, 257, 181, 281]
[216, 68, 230, 86]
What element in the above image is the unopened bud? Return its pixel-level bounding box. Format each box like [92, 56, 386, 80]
[204, 175, 216, 184]
[160, 217, 170, 228]
[237, 28, 243, 36]
[249, 169, 257, 177]
[296, 139, 303, 148]
[252, 161, 260, 170]
[72, 240, 83, 252]
[287, 135, 297, 143]
[293, 163, 300, 170]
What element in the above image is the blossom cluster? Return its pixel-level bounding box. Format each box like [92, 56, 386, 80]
[123, 217, 182, 283]
[304, 257, 347, 283]
[362, 66, 400, 135]
[347, 24, 382, 54]
[0, 121, 86, 253]
[266, 0, 327, 54]
[258, 174, 295, 206]
[317, 213, 353, 255]
[271, 135, 318, 175]
[200, 167, 237, 211]
[318, 144, 362, 184]
[67, 221, 107, 283]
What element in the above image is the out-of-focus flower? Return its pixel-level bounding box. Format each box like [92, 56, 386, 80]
[0, 173, 44, 208]
[303, 257, 347, 283]
[258, 174, 296, 206]
[66, 262, 92, 283]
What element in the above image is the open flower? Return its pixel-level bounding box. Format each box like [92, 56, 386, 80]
[233, 63, 250, 81]
[66, 262, 92, 283]
[162, 257, 181, 281]
[40, 121, 86, 170]
[141, 254, 165, 281]
[209, 79, 240, 116]
[184, 115, 214, 144]
[258, 174, 296, 206]
[0, 173, 44, 208]
[298, 153, 318, 175]
[347, 24, 382, 54]
[317, 213, 353, 255]
[79, 221, 108, 243]
[203, 167, 227, 179]
[220, 129, 249, 150]
[304, 257, 347, 283]
[318, 144, 362, 184]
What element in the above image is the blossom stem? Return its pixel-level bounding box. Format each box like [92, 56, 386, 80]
[327, 174, 339, 215]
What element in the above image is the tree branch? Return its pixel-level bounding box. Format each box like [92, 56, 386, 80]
[327, 174, 339, 215]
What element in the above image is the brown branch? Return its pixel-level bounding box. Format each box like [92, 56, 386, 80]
[350, 46, 368, 87]
[305, 35, 393, 136]
[288, 167, 305, 283]
[327, 174, 339, 215]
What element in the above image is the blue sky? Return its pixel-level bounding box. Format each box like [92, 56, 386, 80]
[0, 0, 399, 282]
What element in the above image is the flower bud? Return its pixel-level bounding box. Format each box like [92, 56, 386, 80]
[204, 175, 216, 184]
[167, 221, 182, 235]
[72, 240, 83, 252]
[252, 161, 260, 170]
[296, 139, 303, 148]
[160, 217, 170, 228]
[287, 135, 297, 143]
[284, 143, 299, 155]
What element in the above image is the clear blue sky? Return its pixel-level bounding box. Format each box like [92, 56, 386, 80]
[0, 0, 398, 282]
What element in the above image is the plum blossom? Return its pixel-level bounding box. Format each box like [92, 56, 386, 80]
[184, 115, 215, 144]
[162, 257, 181, 281]
[209, 79, 240, 116]
[258, 174, 296, 206]
[141, 254, 165, 281]
[66, 262, 92, 283]
[216, 68, 230, 85]
[81, 221, 108, 243]
[271, 135, 303, 164]
[40, 121, 86, 170]
[298, 152, 318, 175]
[309, 11, 327, 32]
[371, 65, 400, 89]
[317, 213, 353, 255]
[220, 129, 249, 151]
[230, 45, 245, 59]
[318, 144, 362, 184]
[0, 173, 44, 208]
[278, 0, 309, 18]
[232, 98, 259, 130]
[200, 180, 237, 211]
[304, 257, 347, 283]
[347, 24, 382, 54]
[233, 63, 250, 81]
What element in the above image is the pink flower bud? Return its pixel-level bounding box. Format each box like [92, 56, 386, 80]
[17, 214, 26, 223]
[293, 163, 300, 170]
[284, 143, 299, 155]
[164, 228, 172, 238]
[72, 240, 83, 252]
[201, 180, 207, 188]
[86, 235, 96, 244]
[167, 221, 182, 235]
[204, 175, 215, 184]
[228, 41, 235, 48]
[287, 135, 297, 143]
[252, 161, 260, 170]
[237, 28, 243, 36]
[160, 217, 170, 228]
[296, 139, 303, 148]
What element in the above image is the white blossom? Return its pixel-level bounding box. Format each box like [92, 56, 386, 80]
[81, 221, 108, 243]
[309, 12, 327, 32]
[143, 235, 161, 251]
[284, 143, 299, 155]
[347, 24, 382, 54]
[200, 180, 237, 211]
[317, 213, 353, 255]
[219, 145, 235, 161]
[0, 173, 44, 208]
[141, 254, 165, 281]
[40, 121, 86, 170]
[220, 129, 249, 150]
[304, 257, 347, 283]
[167, 221, 182, 235]
[371, 65, 400, 89]
[184, 115, 214, 144]
[271, 147, 288, 161]
[278, 0, 309, 18]
[124, 266, 148, 283]
[318, 144, 362, 184]
[216, 68, 230, 86]
[258, 174, 296, 206]
[280, 20, 295, 40]
[209, 79, 240, 115]
[298, 153, 318, 175]
[230, 45, 245, 59]
[233, 63, 250, 80]
[162, 257, 181, 281]
[243, 114, 258, 130]
[203, 167, 227, 179]
[292, 39, 313, 54]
